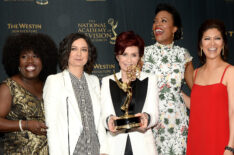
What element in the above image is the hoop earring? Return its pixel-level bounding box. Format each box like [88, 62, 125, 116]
[200, 48, 203, 56]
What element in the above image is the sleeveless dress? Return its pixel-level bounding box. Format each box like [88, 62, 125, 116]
[186, 66, 230, 155]
[2, 78, 48, 155]
[143, 42, 192, 155]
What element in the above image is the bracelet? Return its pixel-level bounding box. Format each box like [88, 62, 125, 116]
[19, 120, 24, 131]
[25, 120, 28, 130]
[225, 146, 234, 153]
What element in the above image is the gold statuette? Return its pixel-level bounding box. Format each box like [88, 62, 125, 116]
[113, 65, 141, 130]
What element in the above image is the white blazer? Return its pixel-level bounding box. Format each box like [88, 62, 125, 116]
[43, 70, 107, 155]
[101, 71, 159, 155]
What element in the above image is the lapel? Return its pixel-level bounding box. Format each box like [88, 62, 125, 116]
[109, 71, 122, 116]
[62, 70, 82, 125]
[135, 72, 149, 112]
[133, 77, 148, 113]
[109, 78, 125, 116]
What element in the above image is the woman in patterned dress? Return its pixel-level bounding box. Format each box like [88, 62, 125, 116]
[0, 33, 58, 154]
[142, 3, 194, 155]
[43, 33, 108, 155]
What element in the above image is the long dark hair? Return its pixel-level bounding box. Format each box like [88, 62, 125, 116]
[198, 19, 228, 64]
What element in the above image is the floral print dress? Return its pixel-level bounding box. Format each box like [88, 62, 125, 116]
[142, 42, 192, 155]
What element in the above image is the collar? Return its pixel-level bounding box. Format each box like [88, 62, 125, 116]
[68, 70, 85, 82]
[155, 41, 174, 49]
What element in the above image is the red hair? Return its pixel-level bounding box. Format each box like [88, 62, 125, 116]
[114, 31, 145, 57]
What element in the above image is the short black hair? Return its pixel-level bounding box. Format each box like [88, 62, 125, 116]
[115, 31, 145, 57]
[2, 33, 58, 81]
[58, 33, 97, 74]
[155, 3, 182, 40]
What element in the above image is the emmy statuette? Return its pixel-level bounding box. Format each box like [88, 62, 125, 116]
[113, 65, 141, 130]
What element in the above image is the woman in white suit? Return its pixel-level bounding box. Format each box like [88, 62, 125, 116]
[101, 31, 159, 155]
[43, 33, 107, 155]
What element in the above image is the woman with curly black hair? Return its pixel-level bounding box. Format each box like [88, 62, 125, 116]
[0, 33, 58, 154]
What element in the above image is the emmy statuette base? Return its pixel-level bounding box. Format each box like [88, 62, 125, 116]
[115, 115, 141, 130]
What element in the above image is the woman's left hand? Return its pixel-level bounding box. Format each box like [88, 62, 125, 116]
[27, 120, 48, 135]
[135, 113, 148, 132]
[224, 150, 233, 155]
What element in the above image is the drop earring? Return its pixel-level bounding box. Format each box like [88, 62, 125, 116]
[222, 47, 224, 56]
[200, 48, 203, 56]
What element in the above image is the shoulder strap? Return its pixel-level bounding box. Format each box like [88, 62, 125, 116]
[220, 65, 231, 83]
[193, 69, 199, 83]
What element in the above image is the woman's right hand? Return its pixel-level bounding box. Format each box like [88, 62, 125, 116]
[25, 120, 47, 135]
[108, 115, 118, 133]
[181, 91, 191, 109]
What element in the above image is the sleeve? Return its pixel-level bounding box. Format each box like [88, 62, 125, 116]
[142, 74, 159, 128]
[93, 76, 109, 154]
[98, 112, 109, 154]
[142, 47, 157, 74]
[101, 76, 115, 130]
[184, 48, 193, 64]
[43, 75, 65, 155]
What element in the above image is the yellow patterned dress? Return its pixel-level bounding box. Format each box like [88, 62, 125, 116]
[2, 78, 48, 155]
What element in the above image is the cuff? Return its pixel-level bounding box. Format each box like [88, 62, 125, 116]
[143, 112, 151, 127]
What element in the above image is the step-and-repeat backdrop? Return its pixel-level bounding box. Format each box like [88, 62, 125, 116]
[0, 0, 233, 82]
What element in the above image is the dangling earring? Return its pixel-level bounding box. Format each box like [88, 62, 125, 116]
[200, 48, 203, 56]
[222, 47, 224, 56]
[18, 67, 21, 72]
[172, 33, 175, 40]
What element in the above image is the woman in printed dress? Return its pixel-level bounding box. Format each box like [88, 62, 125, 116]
[0, 33, 58, 154]
[142, 3, 194, 155]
